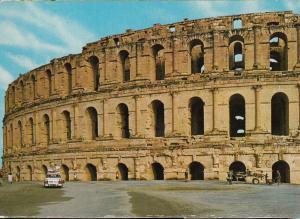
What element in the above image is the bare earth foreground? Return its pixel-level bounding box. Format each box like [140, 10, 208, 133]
[0, 180, 300, 218]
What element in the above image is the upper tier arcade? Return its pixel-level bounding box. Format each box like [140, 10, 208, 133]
[4, 10, 300, 115]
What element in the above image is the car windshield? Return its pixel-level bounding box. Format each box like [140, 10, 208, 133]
[47, 174, 61, 178]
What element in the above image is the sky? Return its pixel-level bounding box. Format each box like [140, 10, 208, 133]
[0, 0, 299, 167]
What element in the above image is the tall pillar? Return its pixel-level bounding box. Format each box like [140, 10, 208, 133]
[102, 99, 106, 137]
[134, 95, 139, 136]
[252, 85, 262, 130]
[297, 84, 300, 130]
[295, 24, 300, 70]
[210, 88, 218, 132]
[253, 25, 259, 69]
[213, 31, 218, 71]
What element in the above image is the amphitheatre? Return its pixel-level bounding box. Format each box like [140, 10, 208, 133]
[2, 10, 300, 184]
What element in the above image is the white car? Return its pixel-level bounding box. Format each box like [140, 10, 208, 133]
[44, 173, 64, 188]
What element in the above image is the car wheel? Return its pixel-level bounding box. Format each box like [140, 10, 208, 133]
[252, 178, 259, 184]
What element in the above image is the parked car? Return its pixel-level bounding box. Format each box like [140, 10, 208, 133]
[44, 172, 64, 188]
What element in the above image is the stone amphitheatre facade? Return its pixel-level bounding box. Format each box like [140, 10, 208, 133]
[2, 11, 300, 183]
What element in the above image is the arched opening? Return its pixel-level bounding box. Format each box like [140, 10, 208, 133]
[229, 161, 246, 181]
[272, 160, 290, 183]
[88, 56, 100, 91]
[18, 121, 23, 147]
[120, 50, 130, 82]
[151, 100, 165, 137]
[29, 118, 34, 145]
[20, 80, 25, 103]
[229, 94, 246, 137]
[189, 97, 204, 135]
[62, 111, 72, 140]
[46, 70, 52, 97]
[233, 18, 242, 29]
[42, 165, 48, 179]
[27, 165, 33, 181]
[190, 39, 204, 74]
[152, 162, 164, 180]
[61, 165, 69, 181]
[271, 92, 289, 135]
[65, 63, 72, 95]
[31, 75, 36, 100]
[189, 161, 204, 180]
[152, 44, 165, 80]
[85, 163, 97, 181]
[16, 166, 21, 182]
[86, 107, 98, 140]
[117, 163, 129, 180]
[117, 104, 130, 138]
[269, 32, 288, 71]
[229, 36, 245, 70]
[43, 114, 50, 144]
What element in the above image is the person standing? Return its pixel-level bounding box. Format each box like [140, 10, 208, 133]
[276, 170, 281, 186]
[8, 173, 13, 184]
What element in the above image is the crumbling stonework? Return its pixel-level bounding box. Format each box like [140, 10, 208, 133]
[3, 11, 300, 183]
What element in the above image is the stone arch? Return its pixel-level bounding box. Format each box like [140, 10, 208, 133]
[271, 92, 289, 136]
[86, 107, 98, 140]
[229, 35, 245, 70]
[30, 75, 36, 100]
[42, 114, 50, 144]
[65, 63, 72, 95]
[46, 69, 52, 97]
[27, 165, 33, 181]
[189, 39, 205, 74]
[119, 50, 130, 82]
[272, 160, 290, 183]
[62, 110, 72, 140]
[152, 44, 165, 80]
[117, 163, 129, 180]
[28, 117, 34, 145]
[88, 56, 100, 91]
[151, 100, 165, 137]
[17, 120, 23, 147]
[229, 94, 246, 137]
[189, 161, 205, 180]
[151, 162, 164, 180]
[42, 165, 48, 179]
[116, 103, 130, 138]
[229, 161, 246, 181]
[84, 163, 97, 181]
[269, 32, 288, 71]
[19, 80, 25, 103]
[189, 97, 204, 135]
[61, 164, 69, 181]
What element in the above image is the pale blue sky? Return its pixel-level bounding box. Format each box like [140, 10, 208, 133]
[0, 0, 299, 166]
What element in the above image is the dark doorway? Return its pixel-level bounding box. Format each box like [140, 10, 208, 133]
[189, 161, 204, 180]
[87, 107, 99, 140]
[61, 165, 69, 181]
[89, 56, 100, 91]
[16, 166, 21, 182]
[271, 92, 289, 136]
[272, 160, 290, 183]
[152, 162, 164, 180]
[190, 39, 204, 74]
[118, 104, 130, 138]
[85, 164, 97, 181]
[229, 161, 246, 181]
[28, 165, 33, 181]
[42, 165, 48, 179]
[117, 163, 129, 180]
[152, 44, 165, 80]
[190, 97, 204, 135]
[229, 94, 246, 137]
[152, 100, 165, 137]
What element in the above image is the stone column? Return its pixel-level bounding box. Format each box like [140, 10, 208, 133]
[297, 84, 300, 130]
[253, 25, 259, 69]
[134, 95, 139, 136]
[295, 23, 300, 69]
[102, 99, 106, 137]
[135, 42, 140, 77]
[209, 88, 218, 132]
[252, 85, 262, 131]
[213, 31, 218, 71]
[72, 103, 77, 139]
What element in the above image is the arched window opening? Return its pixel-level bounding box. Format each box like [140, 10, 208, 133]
[190, 97, 204, 135]
[229, 38, 245, 70]
[89, 56, 100, 91]
[86, 107, 98, 140]
[229, 94, 246, 137]
[18, 121, 23, 147]
[152, 162, 164, 180]
[269, 33, 288, 71]
[46, 70, 52, 97]
[85, 163, 97, 181]
[117, 163, 129, 180]
[117, 104, 130, 138]
[62, 111, 72, 140]
[189, 161, 204, 180]
[152, 45, 165, 80]
[43, 114, 50, 145]
[190, 40, 204, 74]
[29, 118, 34, 145]
[271, 92, 289, 135]
[61, 165, 69, 181]
[65, 63, 72, 95]
[272, 160, 290, 183]
[20, 81, 25, 103]
[229, 161, 246, 181]
[120, 50, 130, 82]
[152, 100, 165, 137]
[31, 75, 36, 99]
[233, 18, 242, 29]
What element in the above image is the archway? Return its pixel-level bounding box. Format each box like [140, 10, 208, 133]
[151, 100, 165, 137]
[152, 162, 164, 180]
[61, 165, 69, 181]
[229, 161, 246, 181]
[229, 94, 246, 137]
[271, 92, 289, 136]
[189, 161, 204, 180]
[42, 165, 48, 180]
[189, 97, 204, 135]
[27, 165, 33, 181]
[117, 163, 129, 180]
[85, 163, 97, 181]
[272, 160, 290, 183]
[16, 166, 21, 182]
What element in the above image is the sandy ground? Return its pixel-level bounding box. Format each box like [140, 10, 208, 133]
[1, 180, 300, 217]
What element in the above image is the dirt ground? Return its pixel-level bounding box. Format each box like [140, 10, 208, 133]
[1, 179, 300, 217]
